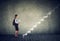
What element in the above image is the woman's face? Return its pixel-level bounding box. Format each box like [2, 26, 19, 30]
[16, 16, 18, 18]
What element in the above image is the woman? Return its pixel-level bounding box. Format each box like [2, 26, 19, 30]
[13, 14, 20, 37]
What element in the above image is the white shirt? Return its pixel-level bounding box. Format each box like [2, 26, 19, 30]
[15, 18, 20, 24]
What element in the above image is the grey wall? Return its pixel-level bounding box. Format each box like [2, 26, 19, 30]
[0, 0, 60, 34]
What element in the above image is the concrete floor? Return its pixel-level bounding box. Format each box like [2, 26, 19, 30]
[0, 34, 60, 41]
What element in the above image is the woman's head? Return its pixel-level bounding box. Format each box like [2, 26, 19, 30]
[15, 14, 18, 18]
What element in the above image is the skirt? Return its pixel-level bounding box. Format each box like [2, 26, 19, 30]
[14, 24, 19, 31]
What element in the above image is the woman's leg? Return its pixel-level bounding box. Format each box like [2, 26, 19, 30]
[15, 25, 19, 37]
[15, 30, 18, 37]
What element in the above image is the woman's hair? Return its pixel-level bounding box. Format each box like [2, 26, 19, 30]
[15, 14, 18, 18]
